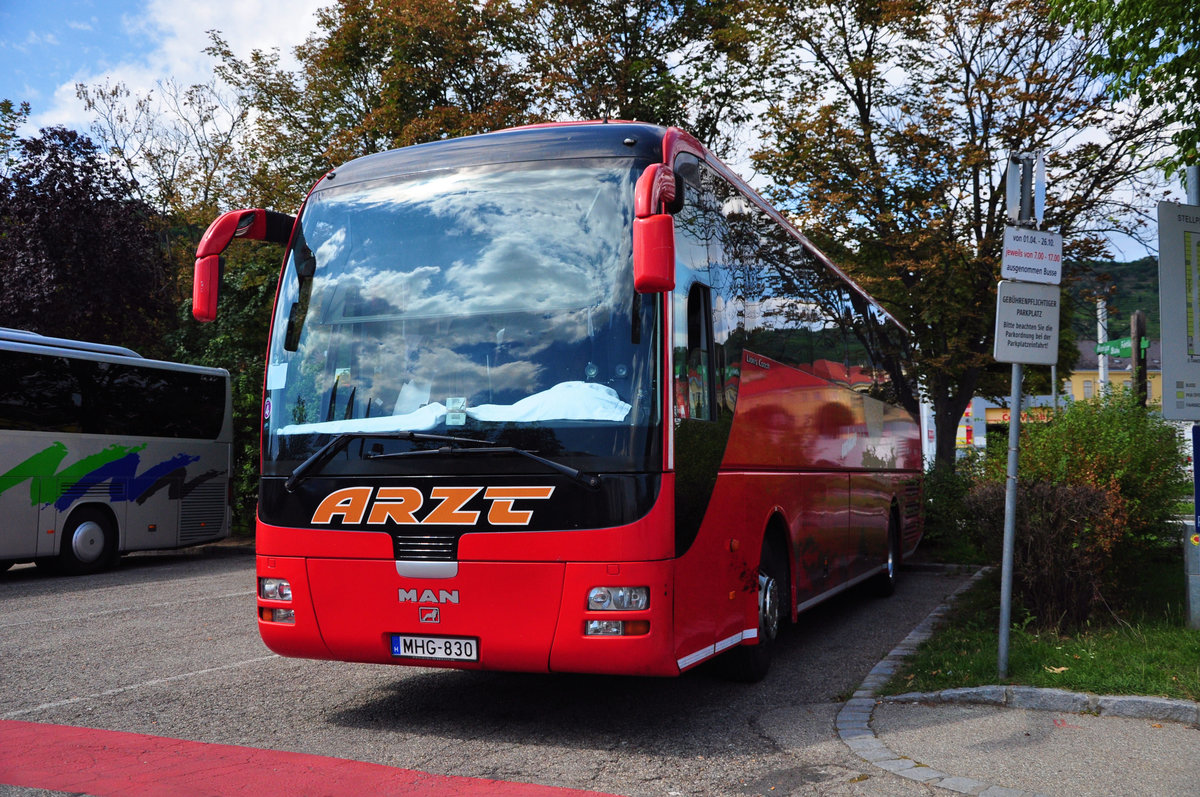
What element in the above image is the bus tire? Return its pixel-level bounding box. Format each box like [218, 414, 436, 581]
[873, 512, 901, 598]
[722, 536, 786, 683]
[58, 508, 118, 576]
[0, 560, 12, 574]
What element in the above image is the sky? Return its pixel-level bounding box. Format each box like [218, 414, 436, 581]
[0, 0, 325, 133]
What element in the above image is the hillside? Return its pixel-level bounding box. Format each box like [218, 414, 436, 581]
[1068, 256, 1159, 341]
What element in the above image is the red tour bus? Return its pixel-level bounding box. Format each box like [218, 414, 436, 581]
[194, 122, 922, 681]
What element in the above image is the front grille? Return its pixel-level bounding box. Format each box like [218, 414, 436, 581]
[392, 533, 458, 561]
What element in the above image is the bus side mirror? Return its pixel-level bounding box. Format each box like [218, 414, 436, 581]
[633, 214, 675, 293]
[193, 255, 222, 323]
[633, 163, 677, 293]
[192, 209, 296, 322]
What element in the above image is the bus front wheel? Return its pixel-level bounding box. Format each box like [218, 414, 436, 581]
[58, 508, 118, 576]
[722, 536, 785, 683]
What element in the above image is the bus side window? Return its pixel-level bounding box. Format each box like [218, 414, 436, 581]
[685, 284, 715, 422]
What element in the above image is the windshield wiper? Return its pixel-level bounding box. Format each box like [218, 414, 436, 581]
[284, 431, 493, 492]
[368, 445, 601, 489]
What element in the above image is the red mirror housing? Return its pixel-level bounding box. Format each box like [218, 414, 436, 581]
[191, 209, 294, 322]
[633, 214, 675, 293]
[191, 210, 261, 323]
[193, 255, 221, 323]
[632, 163, 677, 293]
[197, 209, 263, 258]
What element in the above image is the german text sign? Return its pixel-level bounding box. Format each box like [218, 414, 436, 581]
[1094, 337, 1148, 358]
[1001, 226, 1062, 285]
[993, 280, 1060, 365]
[1157, 201, 1200, 420]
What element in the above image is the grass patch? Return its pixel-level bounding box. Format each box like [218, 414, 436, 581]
[883, 557, 1200, 702]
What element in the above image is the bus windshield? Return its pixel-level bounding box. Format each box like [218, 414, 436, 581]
[263, 158, 661, 476]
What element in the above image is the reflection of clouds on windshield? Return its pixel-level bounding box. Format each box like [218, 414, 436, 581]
[411, 346, 544, 401]
[309, 166, 633, 320]
[338, 170, 477, 212]
[445, 237, 594, 314]
[326, 264, 449, 318]
[314, 225, 346, 265]
[273, 162, 645, 436]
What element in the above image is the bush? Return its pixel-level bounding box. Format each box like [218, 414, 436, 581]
[965, 481, 1127, 630]
[984, 387, 1188, 546]
[969, 387, 1187, 630]
[922, 458, 987, 563]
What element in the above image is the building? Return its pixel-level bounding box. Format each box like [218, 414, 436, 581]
[1064, 339, 1162, 403]
[924, 340, 1163, 464]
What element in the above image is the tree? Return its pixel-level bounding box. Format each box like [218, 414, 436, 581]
[209, 0, 763, 198]
[208, 0, 537, 205]
[752, 0, 1170, 470]
[1050, 0, 1200, 175]
[526, 0, 759, 154]
[0, 127, 175, 354]
[0, 99, 30, 179]
[77, 79, 251, 223]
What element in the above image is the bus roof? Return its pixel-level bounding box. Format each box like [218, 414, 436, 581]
[0, 328, 142, 358]
[0, 329, 229, 379]
[325, 122, 666, 187]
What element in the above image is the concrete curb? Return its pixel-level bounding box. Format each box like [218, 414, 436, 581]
[837, 565, 1200, 795]
[885, 688, 1200, 727]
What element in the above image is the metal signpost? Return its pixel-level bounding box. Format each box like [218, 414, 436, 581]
[994, 153, 1062, 677]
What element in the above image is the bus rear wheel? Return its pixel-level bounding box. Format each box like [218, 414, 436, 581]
[722, 537, 785, 683]
[58, 508, 118, 576]
[873, 513, 901, 598]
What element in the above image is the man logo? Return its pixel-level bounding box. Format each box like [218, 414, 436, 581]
[419, 607, 440, 624]
[399, 588, 459, 604]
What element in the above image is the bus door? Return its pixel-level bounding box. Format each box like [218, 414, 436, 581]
[34, 480, 57, 558]
[671, 278, 744, 663]
[0, 478, 44, 560]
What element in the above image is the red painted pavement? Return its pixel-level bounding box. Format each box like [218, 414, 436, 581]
[0, 720, 618, 796]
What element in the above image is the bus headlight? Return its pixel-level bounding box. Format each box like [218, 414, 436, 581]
[259, 578, 292, 601]
[585, 619, 650, 636]
[260, 607, 295, 624]
[587, 586, 649, 611]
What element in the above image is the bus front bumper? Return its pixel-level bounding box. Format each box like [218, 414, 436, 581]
[256, 556, 678, 677]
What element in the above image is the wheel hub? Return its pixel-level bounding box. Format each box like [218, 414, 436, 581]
[71, 521, 106, 564]
[758, 571, 780, 641]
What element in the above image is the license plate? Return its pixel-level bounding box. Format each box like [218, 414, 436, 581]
[391, 634, 479, 662]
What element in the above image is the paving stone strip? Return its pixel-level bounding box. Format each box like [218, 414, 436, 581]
[835, 565, 1200, 796]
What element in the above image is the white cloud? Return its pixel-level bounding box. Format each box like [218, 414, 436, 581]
[28, 0, 325, 132]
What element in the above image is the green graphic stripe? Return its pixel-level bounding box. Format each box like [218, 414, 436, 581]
[0, 443, 146, 506]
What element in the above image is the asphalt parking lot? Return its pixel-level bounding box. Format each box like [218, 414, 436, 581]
[0, 544, 974, 795]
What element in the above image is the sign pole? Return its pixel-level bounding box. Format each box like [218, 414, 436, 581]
[995, 151, 1060, 679]
[998, 362, 1022, 677]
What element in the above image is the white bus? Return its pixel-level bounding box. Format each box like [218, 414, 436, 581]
[0, 329, 232, 575]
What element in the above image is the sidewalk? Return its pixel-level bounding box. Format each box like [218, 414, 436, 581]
[838, 569, 1200, 796]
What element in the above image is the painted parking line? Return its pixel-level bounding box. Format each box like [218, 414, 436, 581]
[0, 720, 617, 797]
